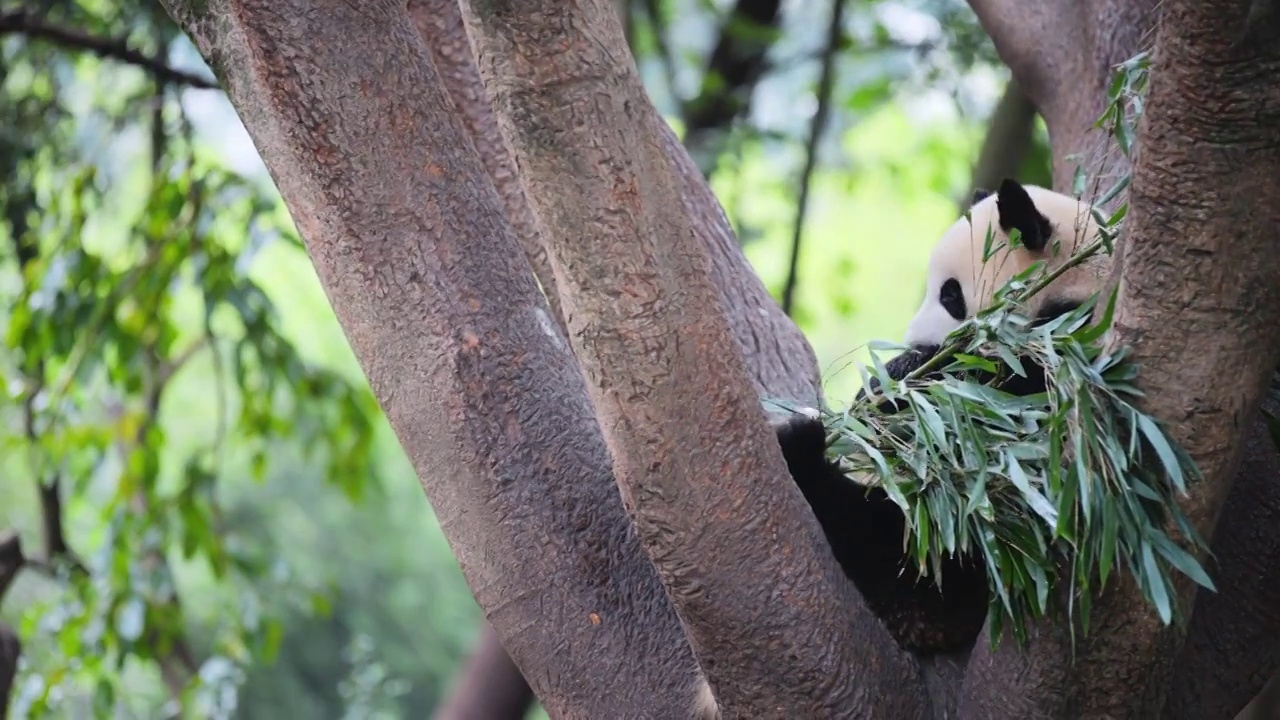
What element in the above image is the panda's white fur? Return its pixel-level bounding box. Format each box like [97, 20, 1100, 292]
[904, 180, 1106, 350]
[685, 180, 1106, 719]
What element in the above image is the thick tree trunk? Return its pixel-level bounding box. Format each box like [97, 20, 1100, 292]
[158, 2, 706, 715]
[156, 0, 1280, 715]
[410, 1, 821, 715]
[969, 0, 1159, 197]
[1083, 3, 1280, 712]
[964, 0, 1280, 715]
[1173, 399, 1280, 719]
[405, 0, 562, 328]
[456, 2, 922, 716]
[1239, 671, 1280, 720]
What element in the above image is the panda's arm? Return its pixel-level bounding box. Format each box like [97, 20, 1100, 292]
[772, 410, 896, 580]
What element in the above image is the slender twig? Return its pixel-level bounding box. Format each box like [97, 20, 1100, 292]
[21, 359, 90, 577]
[0, 11, 218, 89]
[780, 0, 845, 316]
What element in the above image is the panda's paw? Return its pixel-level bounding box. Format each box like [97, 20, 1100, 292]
[768, 405, 820, 431]
[770, 406, 826, 460]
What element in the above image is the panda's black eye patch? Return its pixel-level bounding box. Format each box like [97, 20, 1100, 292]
[939, 278, 966, 320]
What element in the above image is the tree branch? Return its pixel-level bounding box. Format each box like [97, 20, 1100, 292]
[963, 0, 1083, 118]
[458, 1, 921, 716]
[0, 534, 23, 719]
[0, 622, 18, 720]
[433, 626, 534, 720]
[0, 11, 218, 89]
[965, 77, 1038, 201]
[965, 0, 1157, 198]
[409, 2, 824, 714]
[1240, 671, 1280, 720]
[682, 0, 784, 173]
[157, 0, 708, 715]
[780, 0, 843, 317]
[22, 368, 88, 578]
[1079, 1, 1280, 710]
[658, 118, 822, 405]
[0, 532, 21, 600]
[1168, 392, 1280, 718]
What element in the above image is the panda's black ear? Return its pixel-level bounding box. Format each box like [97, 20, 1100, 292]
[996, 178, 1053, 252]
[970, 188, 993, 207]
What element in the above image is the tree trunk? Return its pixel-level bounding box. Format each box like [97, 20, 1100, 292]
[0, 533, 21, 718]
[409, 1, 821, 714]
[155, 0, 1280, 716]
[433, 626, 534, 720]
[158, 2, 705, 715]
[0, 624, 17, 720]
[1087, 3, 1280, 711]
[456, 2, 921, 716]
[964, 0, 1280, 715]
[966, 78, 1038, 201]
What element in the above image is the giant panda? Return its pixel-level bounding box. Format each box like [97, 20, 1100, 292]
[691, 179, 1108, 718]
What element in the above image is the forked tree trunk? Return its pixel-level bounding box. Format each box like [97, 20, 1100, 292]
[157, 0, 1280, 717]
[408, 0, 818, 713]
[455, 2, 921, 715]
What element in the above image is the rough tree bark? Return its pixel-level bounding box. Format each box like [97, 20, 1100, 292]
[157, 1, 707, 715]
[408, 0, 819, 714]
[1088, 2, 1280, 710]
[457, 2, 922, 716]
[156, 0, 1280, 716]
[964, 0, 1280, 716]
[157, 0, 845, 716]
[969, 0, 1160, 195]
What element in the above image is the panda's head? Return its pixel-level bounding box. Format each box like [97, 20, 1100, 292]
[876, 178, 1107, 388]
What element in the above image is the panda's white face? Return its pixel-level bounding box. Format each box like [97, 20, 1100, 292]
[902, 180, 1103, 350]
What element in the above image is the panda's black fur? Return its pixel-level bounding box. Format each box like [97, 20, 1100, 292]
[771, 179, 1101, 656]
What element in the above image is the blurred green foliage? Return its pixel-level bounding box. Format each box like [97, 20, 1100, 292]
[0, 0, 1049, 717]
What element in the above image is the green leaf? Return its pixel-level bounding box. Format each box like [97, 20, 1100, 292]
[1006, 454, 1057, 529]
[1135, 414, 1185, 493]
[1141, 543, 1173, 624]
[1149, 533, 1215, 592]
[821, 65, 1207, 645]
